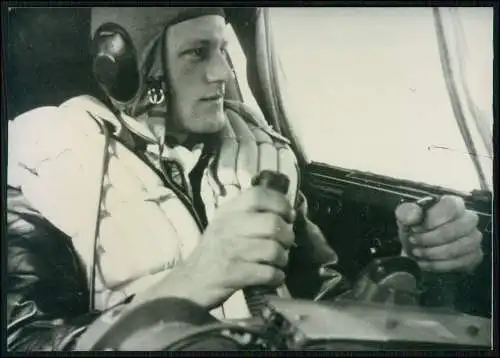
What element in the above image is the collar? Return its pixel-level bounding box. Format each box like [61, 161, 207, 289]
[147, 142, 204, 175]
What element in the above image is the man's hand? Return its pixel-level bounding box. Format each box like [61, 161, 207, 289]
[395, 195, 483, 274]
[135, 186, 296, 310]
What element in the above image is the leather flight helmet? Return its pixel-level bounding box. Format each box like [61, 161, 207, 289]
[90, 7, 226, 107]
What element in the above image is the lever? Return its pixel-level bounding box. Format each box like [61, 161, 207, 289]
[410, 195, 458, 309]
[244, 170, 290, 317]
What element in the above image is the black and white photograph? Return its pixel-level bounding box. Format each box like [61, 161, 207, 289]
[3, 5, 494, 352]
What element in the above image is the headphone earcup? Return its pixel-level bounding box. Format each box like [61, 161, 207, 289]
[92, 25, 140, 103]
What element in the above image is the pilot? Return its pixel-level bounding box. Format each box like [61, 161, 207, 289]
[7, 7, 484, 351]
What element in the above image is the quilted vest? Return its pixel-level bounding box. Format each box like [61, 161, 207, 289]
[7, 95, 300, 320]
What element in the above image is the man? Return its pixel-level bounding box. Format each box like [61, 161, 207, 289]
[6, 7, 484, 351]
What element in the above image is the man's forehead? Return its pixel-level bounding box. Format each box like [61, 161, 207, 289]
[168, 15, 227, 47]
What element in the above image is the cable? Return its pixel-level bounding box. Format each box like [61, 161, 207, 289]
[432, 8, 488, 191]
[87, 112, 112, 311]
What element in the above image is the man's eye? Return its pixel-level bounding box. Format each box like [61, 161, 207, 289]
[186, 47, 207, 60]
[219, 44, 227, 55]
[183, 43, 227, 61]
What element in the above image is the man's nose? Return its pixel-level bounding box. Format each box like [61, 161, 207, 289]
[205, 51, 234, 83]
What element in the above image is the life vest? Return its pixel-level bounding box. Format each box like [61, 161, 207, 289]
[7, 95, 300, 319]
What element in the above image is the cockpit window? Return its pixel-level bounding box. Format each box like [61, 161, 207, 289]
[268, 7, 493, 194]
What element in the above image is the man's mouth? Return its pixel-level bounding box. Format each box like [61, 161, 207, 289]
[200, 93, 224, 102]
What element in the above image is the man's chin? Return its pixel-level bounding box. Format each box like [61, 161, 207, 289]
[188, 113, 227, 134]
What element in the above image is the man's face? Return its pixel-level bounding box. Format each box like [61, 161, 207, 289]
[166, 15, 232, 134]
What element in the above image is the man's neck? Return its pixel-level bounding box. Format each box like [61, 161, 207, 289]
[164, 130, 189, 147]
[121, 111, 210, 151]
[162, 117, 209, 151]
[138, 114, 190, 148]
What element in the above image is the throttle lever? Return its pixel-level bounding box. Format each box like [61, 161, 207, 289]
[244, 170, 291, 317]
[405, 195, 458, 309]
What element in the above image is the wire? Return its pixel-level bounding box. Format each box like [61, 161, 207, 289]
[87, 112, 112, 311]
[432, 8, 488, 191]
